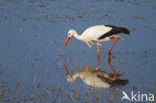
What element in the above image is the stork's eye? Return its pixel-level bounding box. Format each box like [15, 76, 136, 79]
[68, 33, 71, 36]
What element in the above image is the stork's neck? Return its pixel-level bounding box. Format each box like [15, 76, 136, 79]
[70, 73, 80, 82]
[73, 31, 83, 41]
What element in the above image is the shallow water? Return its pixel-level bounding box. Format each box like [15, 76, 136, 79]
[0, 0, 156, 103]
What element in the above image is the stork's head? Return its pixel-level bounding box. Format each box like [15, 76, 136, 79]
[64, 29, 77, 48]
[66, 75, 74, 82]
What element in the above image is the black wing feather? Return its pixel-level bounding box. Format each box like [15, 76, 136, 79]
[97, 74, 113, 85]
[98, 25, 130, 39]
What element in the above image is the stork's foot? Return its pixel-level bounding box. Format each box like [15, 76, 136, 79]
[113, 74, 117, 79]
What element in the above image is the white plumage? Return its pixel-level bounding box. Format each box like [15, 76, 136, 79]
[80, 25, 112, 42]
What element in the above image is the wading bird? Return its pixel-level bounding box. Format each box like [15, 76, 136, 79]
[63, 64, 128, 88]
[64, 25, 130, 69]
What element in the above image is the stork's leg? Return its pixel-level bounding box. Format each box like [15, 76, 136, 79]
[97, 43, 100, 70]
[108, 36, 119, 56]
[108, 56, 117, 79]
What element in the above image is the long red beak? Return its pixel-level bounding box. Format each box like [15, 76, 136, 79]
[63, 64, 69, 75]
[64, 36, 71, 48]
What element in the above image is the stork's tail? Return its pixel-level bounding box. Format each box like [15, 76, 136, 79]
[118, 27, 130, 34]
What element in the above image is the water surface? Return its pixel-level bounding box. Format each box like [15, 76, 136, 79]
[0, 0, 156, 102]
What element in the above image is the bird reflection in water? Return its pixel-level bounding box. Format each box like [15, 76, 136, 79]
[63, 56, 128, 88]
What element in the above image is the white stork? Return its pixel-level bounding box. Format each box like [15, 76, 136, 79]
[64, 25, 130, 69]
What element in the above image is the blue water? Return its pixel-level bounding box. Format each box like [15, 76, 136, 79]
[0, 0, 155, 103]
